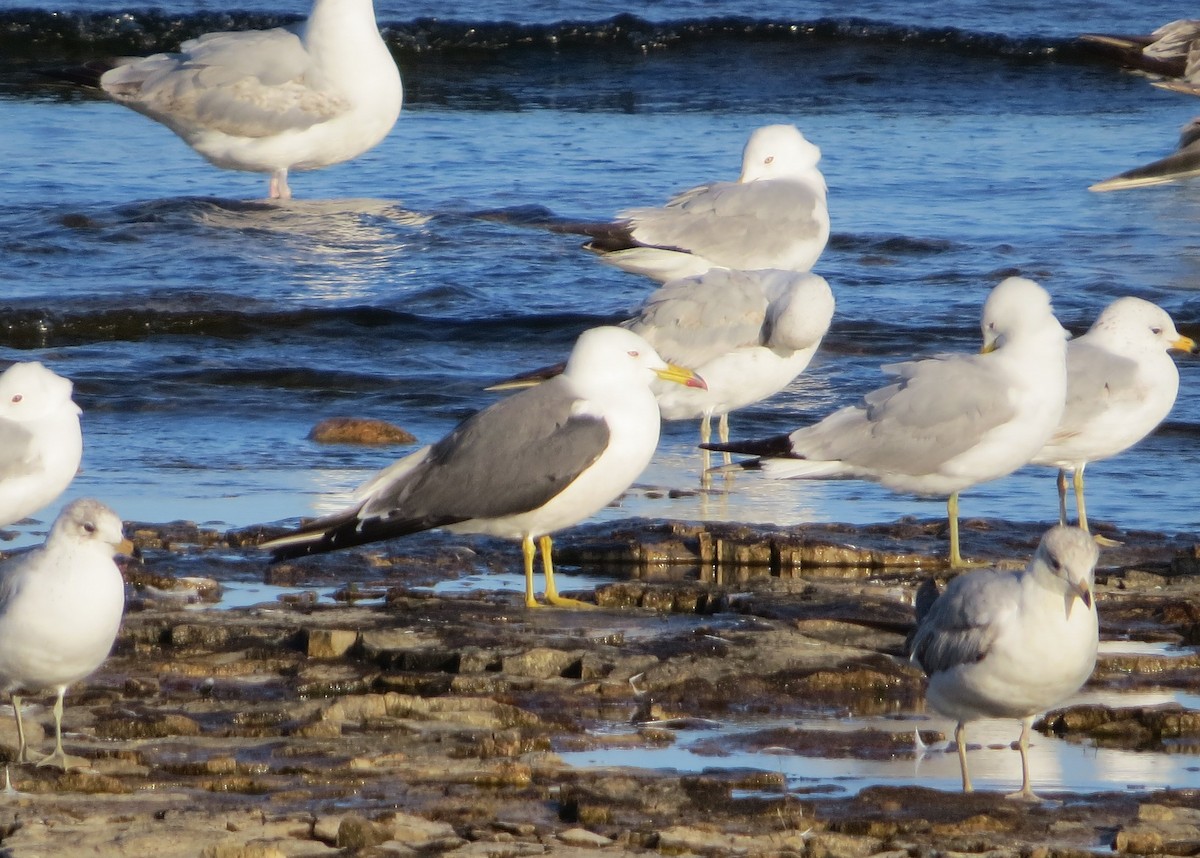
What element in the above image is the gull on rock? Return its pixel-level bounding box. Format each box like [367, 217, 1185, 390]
[579, 125, 830, 283]
[0, 499, 130, 771]
[93, 0, 403, 199]
[0, 362, 83, 529]
[704, 277, 1068, 568]
[1032, 297, 1197, 531]
[909, 526, 1100, 800]
[263, 327, 705, 608]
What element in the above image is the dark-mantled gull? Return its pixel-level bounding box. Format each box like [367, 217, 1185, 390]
[626, 269, 835, 465]
[580, 125, 829, 283]
[0, 363, 82, 529]
[908, 525, 1099, 799]
[703, 277, 1068, 568]
[91, 0, 402, 199]
[0, 499, 130, 771]
[263, 326, 706, 607]
[1032, 297, 1197, 531]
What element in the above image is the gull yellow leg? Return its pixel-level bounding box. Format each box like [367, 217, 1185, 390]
[540, 534, 595, 609]
[35, 688, 71, 771]
[521, 535, 541, 608]
[948, 492, 987, 569]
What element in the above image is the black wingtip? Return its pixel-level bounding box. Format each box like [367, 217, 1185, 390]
[700, 433, 796, 459]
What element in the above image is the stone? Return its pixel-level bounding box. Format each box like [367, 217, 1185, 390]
[307, 418, 416, 446]
[306, 629, 359, 659]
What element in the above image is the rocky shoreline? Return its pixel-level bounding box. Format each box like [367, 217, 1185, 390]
[0, 515, 1199, 856]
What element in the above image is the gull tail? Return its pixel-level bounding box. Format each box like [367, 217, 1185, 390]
[486, 360, 566, 392]
[261, 503, 465, 563]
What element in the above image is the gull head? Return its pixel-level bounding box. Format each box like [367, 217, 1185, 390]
[1089, 296, 1198, 356]
[739, 124, 822, 183]
[762, 272, 836, 351]
[1031, 525, 1099, 617]
[979, 277, 1064, 354]
[0, 362, 79, 423]
[564, 326, 706, 391]
[49, 499, 133, 558]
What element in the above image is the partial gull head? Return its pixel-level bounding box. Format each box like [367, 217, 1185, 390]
[1032, 297, 1197, 531]
[263, 326, 705, 608]
[703, 277, 1068, 568]
[909, 525, 1100, 799]
[93, 0, 403, 199]
[0, 362, 83, 530]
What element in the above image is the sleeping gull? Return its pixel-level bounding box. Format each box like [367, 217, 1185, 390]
[92, 0, 402, 199]
[703, 277, 1068, 568]
[0, 499, 130, 771]
[578, 125, 829, 283]
[0, 363, 83, 529]
[263, 326, 705, 607]
[626, 269, 835, 465]
[908, 525, 1099, 799]
[1032, 297, 1197, 530]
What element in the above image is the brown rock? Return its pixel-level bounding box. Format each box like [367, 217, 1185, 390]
[306, 629, 359, 659]
[307, 417, 416, 446]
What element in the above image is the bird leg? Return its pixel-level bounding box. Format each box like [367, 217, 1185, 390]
[1005, 716, 1048, 802]
[9, 694, 29, 765]
[269, 168, 292, 201]
[521, 535, 541, 608]
[947, 493, 987, 568]
[700, 414, 712, 478]
[954, 721, 973, 793]
[538, 534, 596, 609]
[35, 688, 73, 771]
[717, 413, 732, 466]
[1056, 469, 1070, 527]
[1073, 465, 1088, 533]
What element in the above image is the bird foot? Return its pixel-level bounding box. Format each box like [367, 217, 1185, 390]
[1093, 534, 1122, 548]
[949, 556, 992, 570]
[34, 749, 87, 772]
[540, 593, 598, 610]
[1005, 788, 1058, 805]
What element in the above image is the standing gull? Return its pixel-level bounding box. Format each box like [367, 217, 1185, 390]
[91, 0, 403, 199]
[908, 526, 1100, 799]
[704, 277, 1068, 568]
[0, 499, 130, 771]
[626, 269, 835, 465]
[0, 363, 83, 529]
[1032, 297, 1197, 531]
[263, 327, 705, 607]
[578, 125, 830, 283]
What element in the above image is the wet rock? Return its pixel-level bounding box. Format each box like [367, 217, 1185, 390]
[556, 827, 613, 847]
[307, 417, 416, 446]
[336, 813, 389, 849]
[306, 628, 359, 658]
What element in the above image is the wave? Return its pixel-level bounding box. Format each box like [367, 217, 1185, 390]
[0, 10, 1103, 69]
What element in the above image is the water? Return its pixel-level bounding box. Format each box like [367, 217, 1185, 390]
[1, 0, 1200, 557]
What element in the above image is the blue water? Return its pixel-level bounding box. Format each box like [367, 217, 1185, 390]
[0, 0, 1199, 553]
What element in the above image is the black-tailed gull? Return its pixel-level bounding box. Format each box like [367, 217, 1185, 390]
[0, 362, 82, 529]
[92, 0, 402, 199]
[704, 277, 1068, 568]
[1032, 297, 1197, 530]
[908, 525, 1099, 799]
[0, 499, 130, 771]
[581, 125, 829, 283]
[626, 269, 835, 465]
[263, 326, 705, 607]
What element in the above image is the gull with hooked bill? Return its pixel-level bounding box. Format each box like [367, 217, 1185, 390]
[263, 326, 706, 607]
[908, 525, 1100, 800]
[90, 0, 403, 199]
[0, 499, 130, 771]
[703, 277, 1069, 568]
[0, 362, 83, 530]
[1032, 297, 1197, 531]
[577, 124, 830, 283]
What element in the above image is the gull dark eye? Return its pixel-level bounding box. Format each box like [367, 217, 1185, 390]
[764, 155, 775, 165]
[1151, 327, 1163, 335]
[10, 395, 21, 404]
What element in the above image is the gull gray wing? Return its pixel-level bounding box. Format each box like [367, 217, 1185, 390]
[787, 355, 1019, 475]
[1049, 341, 1145, 442]
[0, 421, 39, 482]
[626, 270, 770, 367]
[909, 569, 1021, 675]
[360, 377, 611, 527]
[621, 179, 825, 269]
[101, 26, 349, 138]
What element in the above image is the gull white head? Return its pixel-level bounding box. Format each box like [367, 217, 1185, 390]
[1087, 296, 1198, 356]
[564, 326, 706, 391]
[1031, 525, 1099, 617]
[48, 499, 131, 558]
[980, 277, 1065, 353]
[738, 124, 823, 183]
[762, 272, 836, 350]
[0, 363, 80, 422]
